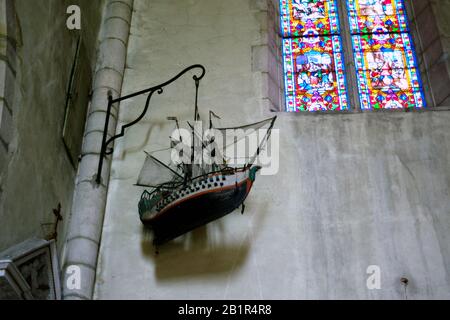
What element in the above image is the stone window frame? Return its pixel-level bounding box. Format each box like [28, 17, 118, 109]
[254, 0, 450, 114]
[0, 0, 18, 197]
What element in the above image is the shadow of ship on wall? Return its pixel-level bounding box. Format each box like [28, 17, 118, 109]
[141, 224, 251, 280]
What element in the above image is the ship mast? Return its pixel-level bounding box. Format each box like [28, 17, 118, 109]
[186, 78, 201, 184]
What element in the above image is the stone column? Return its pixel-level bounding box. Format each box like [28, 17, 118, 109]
[62, 0, 133, 300]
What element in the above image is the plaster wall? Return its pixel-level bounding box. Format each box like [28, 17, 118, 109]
[94, 0, 450, 299]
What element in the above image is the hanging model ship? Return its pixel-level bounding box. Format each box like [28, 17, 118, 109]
[94, 65, 276, 246]
[137, 111, 276, 246]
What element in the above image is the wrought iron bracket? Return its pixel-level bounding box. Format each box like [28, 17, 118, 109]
[96, 64, 206, 184]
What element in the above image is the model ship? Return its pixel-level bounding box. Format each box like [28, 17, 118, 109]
[137, 106, 276, 246]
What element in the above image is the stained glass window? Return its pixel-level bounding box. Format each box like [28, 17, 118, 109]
[347, 0, 426, 109]
[280, 0, 426, 111]
[280, 0, 349, 112]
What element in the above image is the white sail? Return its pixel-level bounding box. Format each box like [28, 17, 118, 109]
[137, 153, 183, 187]
[209, 116, 277, 167]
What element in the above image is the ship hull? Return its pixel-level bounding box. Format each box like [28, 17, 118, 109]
[142, 178, 253, 246]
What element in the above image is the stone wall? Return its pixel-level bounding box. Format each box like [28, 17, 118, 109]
[0, 0, 105, 253]
[94, 0, 450, 299]
[410, 0, 450, 106]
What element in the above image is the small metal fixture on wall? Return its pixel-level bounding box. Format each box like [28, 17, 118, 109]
[400, 277, 409, 300]
[96, 64, 206, 184]
[40, 203, 64, 241]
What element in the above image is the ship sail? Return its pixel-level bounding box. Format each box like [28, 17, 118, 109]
[137, 152, 184, 188]
[209, 116, 277, 167]
[188, 121, 205, 178]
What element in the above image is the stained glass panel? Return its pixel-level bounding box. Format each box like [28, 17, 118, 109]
[281, 0, 348, 112]
[347, 0, 426, 110]
[280, 0, 340, 37]
[352, 33, 424, 109]
[283, 36, 348, 111]
[347, 0, 409, 34]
